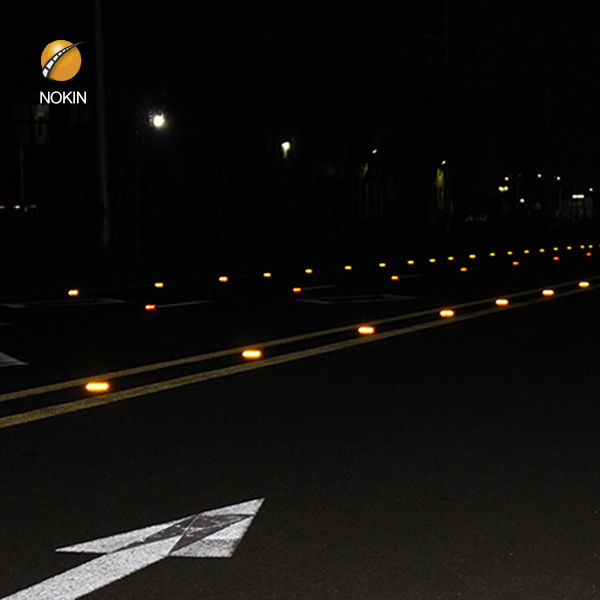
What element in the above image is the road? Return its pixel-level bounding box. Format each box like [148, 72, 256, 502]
[1, 245, 600, 599]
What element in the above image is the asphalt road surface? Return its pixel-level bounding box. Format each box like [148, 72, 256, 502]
[1, 246, 600, 599]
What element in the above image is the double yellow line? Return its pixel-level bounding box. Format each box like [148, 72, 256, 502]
[1, 277, 597, 429]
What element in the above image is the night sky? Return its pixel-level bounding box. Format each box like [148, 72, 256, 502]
[3, 1, 600, 273]
[8, 0, 600, 182]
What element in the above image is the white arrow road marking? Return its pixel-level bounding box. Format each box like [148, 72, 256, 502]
[0, 351, 27, 367]
[2, 498, 264, 600]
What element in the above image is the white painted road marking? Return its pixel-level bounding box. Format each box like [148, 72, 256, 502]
[155, 300, 212, 308]
[1, 298, 126, 309]
[297, 293, 421, 304]
[1, 498, 264, 600]
[0, 351, 27, 367]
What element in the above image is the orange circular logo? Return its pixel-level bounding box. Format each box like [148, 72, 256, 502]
[41, 40, 82, 81]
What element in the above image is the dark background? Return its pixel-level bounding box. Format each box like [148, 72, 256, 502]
[2, 1, 600, 283]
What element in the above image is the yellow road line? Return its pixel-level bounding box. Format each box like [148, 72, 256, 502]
[2, 276, 596, 405]
[0, 283, 595, 430]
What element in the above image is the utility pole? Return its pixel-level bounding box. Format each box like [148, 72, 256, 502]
[94, 0, 110, 254]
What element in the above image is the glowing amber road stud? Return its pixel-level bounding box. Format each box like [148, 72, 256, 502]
[495, 298, 510, 307]
[85, 382, 110, 393]
[542, 289, 555, 297]
[439, 309, 455, 318]
[242, 349, 262, 360]
[358, 326, 375, 335]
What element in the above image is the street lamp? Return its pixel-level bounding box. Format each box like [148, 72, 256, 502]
[150, 112, 166, 129]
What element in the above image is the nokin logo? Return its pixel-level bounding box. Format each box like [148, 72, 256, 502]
[40, 40, 86, 105]
[41, 40, 83, 81]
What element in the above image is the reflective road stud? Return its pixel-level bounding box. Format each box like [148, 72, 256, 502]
[358, 326, 375, 335]
[85, 382, 110, 393]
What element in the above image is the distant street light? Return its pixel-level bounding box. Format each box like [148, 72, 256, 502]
[151, 113, 166, 128]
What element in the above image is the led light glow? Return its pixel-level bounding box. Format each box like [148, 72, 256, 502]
[579, 281, 590, 288]
[305, 268, 313, 274]
[460, 267, 468, 272]
[495, 298, 510, 306]
[407, 260, 415, 265]
[391, 275, 399, 281]
[68, 289, 79, 297]
[553, 256, 560, 261]
[542, 289, 555, 297]
[263, 272, 272, 278]
[154, 282, 164, 288]
[85, 382, 110, 393]
[219, 276, 228, 282]
[512, 261, 520, 266]
[489, 252, 496, 257]
[379, 262, 386, 268]
[469, 254, 476, 259]
[439, 309, 455, 318]
[242, 349, 262, 360]
[293, 287, 302, 293]
[358, 326, 375, 335]
[344, 265, 353, 271]
[145, 304, 157, 311]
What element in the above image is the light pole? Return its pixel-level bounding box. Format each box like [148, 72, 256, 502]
[134, 111, 167, 272]
[94, 0, 110, 255]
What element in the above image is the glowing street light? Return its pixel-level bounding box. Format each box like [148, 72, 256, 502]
[151, 113, 166, 128]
